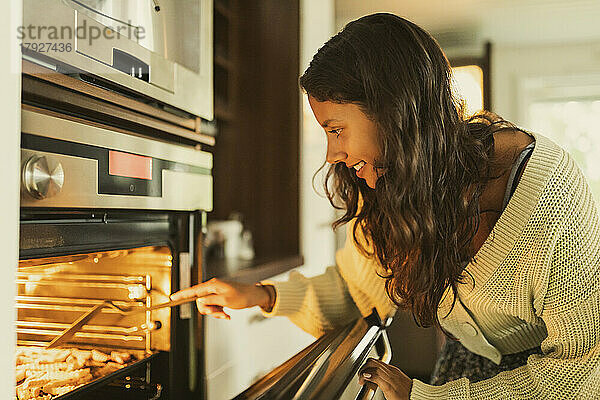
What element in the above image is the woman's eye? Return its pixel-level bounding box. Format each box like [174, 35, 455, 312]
[328, 128, 342, 138]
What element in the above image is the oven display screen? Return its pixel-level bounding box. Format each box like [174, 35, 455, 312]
[109, 150, 153, 180]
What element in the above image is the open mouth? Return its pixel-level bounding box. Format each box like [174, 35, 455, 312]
[352, 160, 366, 174]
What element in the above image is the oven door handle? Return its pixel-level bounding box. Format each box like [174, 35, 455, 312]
[233, 309, 394, 400]
[355, 330, 392, 400]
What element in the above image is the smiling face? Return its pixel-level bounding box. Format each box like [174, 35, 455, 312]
[308, 96, 383, 189]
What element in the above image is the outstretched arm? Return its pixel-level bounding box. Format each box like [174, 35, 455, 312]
[260, 217, 397, 337]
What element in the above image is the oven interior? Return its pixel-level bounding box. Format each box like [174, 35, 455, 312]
[17, 246, 172, 353]
[16, 242, 183, 400]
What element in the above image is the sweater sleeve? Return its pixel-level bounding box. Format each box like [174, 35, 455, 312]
[259, 217, 397, 338]
[411, 163, 600, 399]
[258, 265, 362, 338]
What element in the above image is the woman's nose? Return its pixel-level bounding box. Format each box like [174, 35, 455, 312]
[326, 139, 347, 165]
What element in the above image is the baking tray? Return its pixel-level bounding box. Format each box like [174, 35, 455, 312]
[46, 351, 160, 400]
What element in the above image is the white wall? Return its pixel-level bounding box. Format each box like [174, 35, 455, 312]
[299, 0, 337, 275]
[492, 41, 600, 123]
[335, 1, 600, 48]
[0, 0, 21, 396]
[334, 1, 600, 116]
[491, 40, 600, 206]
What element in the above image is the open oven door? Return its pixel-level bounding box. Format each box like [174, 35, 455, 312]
[17, 209, 207, 399]
[233, 310, 392, 400]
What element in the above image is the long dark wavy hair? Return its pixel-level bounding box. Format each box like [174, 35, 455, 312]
[300, 13, 526, 328]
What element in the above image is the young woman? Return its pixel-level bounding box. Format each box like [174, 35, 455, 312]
[172, 13, 600, 399]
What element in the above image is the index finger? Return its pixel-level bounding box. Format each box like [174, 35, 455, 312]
[170, 279, 218, 301]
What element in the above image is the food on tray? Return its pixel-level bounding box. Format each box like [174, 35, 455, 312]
[91, 362, 124, 378]
[110, 351, 131, 364]
[91, 350, 110, 363]
[15, 346, 135, 400]
[16, 369, 26, 383]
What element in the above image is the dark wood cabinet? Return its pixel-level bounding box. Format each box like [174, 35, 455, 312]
[209, 0, 302, 279]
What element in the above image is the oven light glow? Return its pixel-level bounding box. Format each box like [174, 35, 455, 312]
[109, 150, 153, 180]
[128, 285, 147, 300]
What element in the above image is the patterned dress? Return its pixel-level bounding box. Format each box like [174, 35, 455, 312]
[430, 339, 542, 385]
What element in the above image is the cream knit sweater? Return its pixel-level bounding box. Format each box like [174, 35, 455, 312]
[261, 132, 600, 399]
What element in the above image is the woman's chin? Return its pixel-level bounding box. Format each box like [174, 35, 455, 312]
[365, 177, 377, 189]
[356, 172, 377, 189]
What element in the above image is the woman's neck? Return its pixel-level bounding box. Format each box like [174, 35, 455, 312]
[470, 129, 535, 256]
[479, 130, 535, 212]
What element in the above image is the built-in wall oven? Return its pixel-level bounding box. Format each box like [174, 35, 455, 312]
[17, 106, 212, 399]
[22, 0, 213, 120]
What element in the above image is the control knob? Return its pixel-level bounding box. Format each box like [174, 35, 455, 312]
[22, 155, 64, 199]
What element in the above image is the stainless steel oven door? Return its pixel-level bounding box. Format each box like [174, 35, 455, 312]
[18, 209, 207, 399]
[234, 310, 393, 400]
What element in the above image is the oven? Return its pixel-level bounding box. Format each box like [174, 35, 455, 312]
[17, 107, 212, 399]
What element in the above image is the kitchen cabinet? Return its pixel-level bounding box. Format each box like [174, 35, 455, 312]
[208, 0, 302, 278]
[204, 270, 315, 400]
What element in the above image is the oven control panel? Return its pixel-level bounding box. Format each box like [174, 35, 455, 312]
[20, 109, 213, 211]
